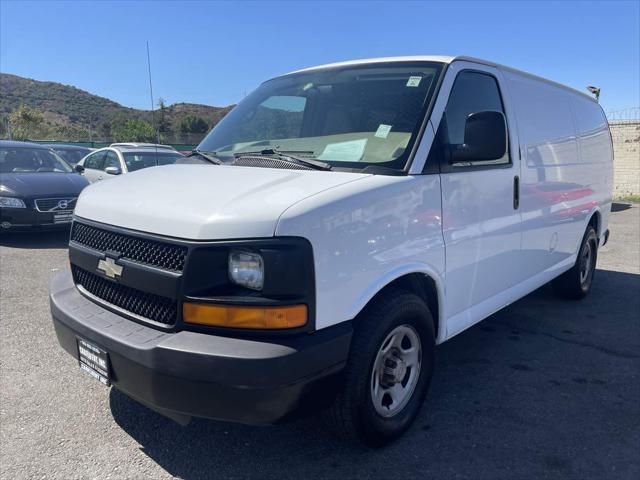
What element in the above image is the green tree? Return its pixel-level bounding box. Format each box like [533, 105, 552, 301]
[178, 115, 208, 134]
[98, 121, 112, 141]
[157, 98, 171, 134]
[9, 105, 48, 140]
[111, 118, 156, 142]
[50, 124, 91, 142]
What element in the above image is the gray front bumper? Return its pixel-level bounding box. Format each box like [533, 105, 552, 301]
[49, 270, 352, 424]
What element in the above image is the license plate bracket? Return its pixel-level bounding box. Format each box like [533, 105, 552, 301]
[53, 211, 73, 224]
[77, 338, 110, 386]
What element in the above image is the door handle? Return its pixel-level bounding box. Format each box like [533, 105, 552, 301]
[513, 175, 520, 210]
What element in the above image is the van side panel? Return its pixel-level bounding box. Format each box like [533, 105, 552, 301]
[502, 70, 612, 280]
[571, 95, 614, 240]
[275, 175, 446, 341]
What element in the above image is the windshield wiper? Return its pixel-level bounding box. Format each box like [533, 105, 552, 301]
[235, 148, 332, 171]
[187, 149, 223, 165]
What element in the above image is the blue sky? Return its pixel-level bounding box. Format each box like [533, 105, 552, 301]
[1, 0, 638, 114]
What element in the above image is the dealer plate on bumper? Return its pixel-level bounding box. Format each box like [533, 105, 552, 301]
[77, 338, 110, 386]
[53, 211, 73, 224]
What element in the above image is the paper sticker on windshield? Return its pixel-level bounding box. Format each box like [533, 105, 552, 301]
[317, 139, 367, 162]
[374, 124, 392, 139]
[406, 76, 422, 87]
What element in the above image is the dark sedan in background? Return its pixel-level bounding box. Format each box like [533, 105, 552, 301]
[43, 144, 93, 165]
[0, 140, 89, 232]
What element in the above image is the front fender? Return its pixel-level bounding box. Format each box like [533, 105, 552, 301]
[276, 174, 446, 337]
[348, 262, 447, 344]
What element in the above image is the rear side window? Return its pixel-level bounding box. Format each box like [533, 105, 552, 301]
[428, 71, 510, 169]
[84, 151, 106, 169]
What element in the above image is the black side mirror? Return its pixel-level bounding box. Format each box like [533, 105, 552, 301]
[104, 166, 121, 175]
[74, 164, 85, 173]
[450, 111, 507, 163]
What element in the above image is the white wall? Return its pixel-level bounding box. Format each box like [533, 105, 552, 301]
[610, 121, 640, 198]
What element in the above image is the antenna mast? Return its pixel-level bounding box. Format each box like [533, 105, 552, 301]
[146, 41, 160, 143]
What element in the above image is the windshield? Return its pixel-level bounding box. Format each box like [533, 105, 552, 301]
[198, 61, 443, 171]
[0, 147, 73, 173]
[52, 147, 91, 165]
[123, 151, 183, 172]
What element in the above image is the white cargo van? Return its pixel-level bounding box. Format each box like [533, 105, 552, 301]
[50, 56, 613, 446]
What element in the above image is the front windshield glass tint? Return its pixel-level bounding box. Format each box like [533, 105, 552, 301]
[123, 151, 183, 172]
[0, 147, 72, 173]
[198, 62, 443, 170]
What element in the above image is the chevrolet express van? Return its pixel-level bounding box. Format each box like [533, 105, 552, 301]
[50, 56, 613, 446]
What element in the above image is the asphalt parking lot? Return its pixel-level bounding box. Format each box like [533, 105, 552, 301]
[1, 205, 639, 480]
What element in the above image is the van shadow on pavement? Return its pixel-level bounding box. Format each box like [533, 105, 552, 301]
[0, 230, 70, 249]
[611, 202, 633, 212]
[109, 269, 640, 480]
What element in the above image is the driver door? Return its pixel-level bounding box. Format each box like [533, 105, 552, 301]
[432, 64, 523, 337]
[82, 150, 107, 183]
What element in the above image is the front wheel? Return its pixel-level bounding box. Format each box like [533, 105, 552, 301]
[327, 288, 435, 447]
[553, 225, 598, 299]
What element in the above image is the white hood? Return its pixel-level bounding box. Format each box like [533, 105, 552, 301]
[74, 164, 370, 239]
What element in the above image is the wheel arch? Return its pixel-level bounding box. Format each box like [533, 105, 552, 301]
[349, 266, 445, 343]
[588, 209, 601, 236]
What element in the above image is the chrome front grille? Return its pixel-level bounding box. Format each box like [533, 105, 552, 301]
[34, 197, 77, 212]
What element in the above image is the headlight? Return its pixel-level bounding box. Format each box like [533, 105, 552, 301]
[0, 197, 26, 208]
[228, 251, 264, 290]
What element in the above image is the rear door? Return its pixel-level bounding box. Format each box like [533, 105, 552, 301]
[430, 62, 523, 337]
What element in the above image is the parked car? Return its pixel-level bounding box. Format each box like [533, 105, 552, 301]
[50, 56, 613, 446]
[43, 144, 93, 165]
[0, 140, 89, 231]
[75, 143, 183, 182]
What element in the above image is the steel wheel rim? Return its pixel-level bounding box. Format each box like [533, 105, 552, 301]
[370, 324, 422, 418]
[580, 240, 592, 285]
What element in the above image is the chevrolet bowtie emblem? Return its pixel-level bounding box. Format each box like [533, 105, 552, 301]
[97, 257, 123, 279]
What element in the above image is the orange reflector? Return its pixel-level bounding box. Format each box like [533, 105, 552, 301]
[183, 303, 307, 329]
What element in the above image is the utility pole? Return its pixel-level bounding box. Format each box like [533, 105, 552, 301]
[89, 113, 93, 144]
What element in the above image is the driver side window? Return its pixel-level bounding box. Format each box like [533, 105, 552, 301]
[84, 151, 106, 170]
[426, 71, 510, 170]
[234, 95, 306, 144]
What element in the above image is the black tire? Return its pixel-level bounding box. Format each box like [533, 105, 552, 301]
[553, 225, 598, 299]
[326, 287, 435, 447]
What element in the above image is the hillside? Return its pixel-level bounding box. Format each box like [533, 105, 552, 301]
[0, 72, 233, 140]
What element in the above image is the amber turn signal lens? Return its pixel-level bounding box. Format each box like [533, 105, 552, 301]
[183, 303, 307, 329]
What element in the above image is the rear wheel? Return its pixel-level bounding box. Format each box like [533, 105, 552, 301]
[553, 225, 598, 299]
[327, 288, 435, 447]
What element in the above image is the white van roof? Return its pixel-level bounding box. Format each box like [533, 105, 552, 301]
[284, 55, 595, 102]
